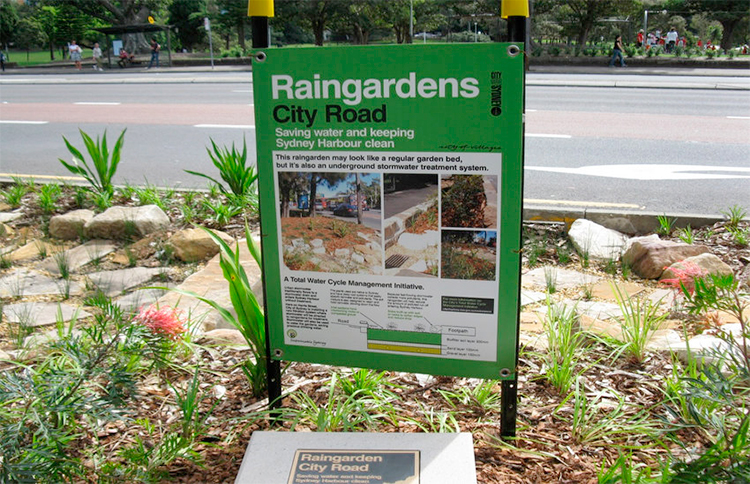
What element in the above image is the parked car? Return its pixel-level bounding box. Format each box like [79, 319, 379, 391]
[333, 204, 357, 217]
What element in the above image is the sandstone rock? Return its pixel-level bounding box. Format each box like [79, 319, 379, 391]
[0, 222, 15, 238]
[84, 205, 169, 240]
[201, 329, 248, 346]
[156, 239, 262, 331]
[661, 253, 734, 282]
[49, 209, 95, 240]
[168, 228, 234, 262]
[523, 267, 600, 290]
[668, 333, 739, 365]
[568, 219, 627, 261]
[9, 240, 64, 262]
[622, 239, 710, 279]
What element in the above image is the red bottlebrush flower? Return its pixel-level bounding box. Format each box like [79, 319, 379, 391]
[660, 260, 707, 295]
[134, 305, 186, 341]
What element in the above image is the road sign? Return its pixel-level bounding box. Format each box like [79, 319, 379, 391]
[252, 44, 524, 380]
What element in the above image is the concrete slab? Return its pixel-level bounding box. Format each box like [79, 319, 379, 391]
[236, 432, 476, 484]
[39, 239, 117, 275]
[523, 267, 600, 290]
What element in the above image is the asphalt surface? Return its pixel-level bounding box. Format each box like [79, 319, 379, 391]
[1, 62, 748, 231]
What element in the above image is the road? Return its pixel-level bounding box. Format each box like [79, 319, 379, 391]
[0, 69, 748, 216]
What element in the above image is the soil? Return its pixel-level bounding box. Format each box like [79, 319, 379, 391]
[1, 184, 748, 483]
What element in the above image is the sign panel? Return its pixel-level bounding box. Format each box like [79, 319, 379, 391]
[252, 44, 523, 379]
[288, 450, 419, 484]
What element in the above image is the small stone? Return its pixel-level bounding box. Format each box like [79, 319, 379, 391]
[49, 209, 95, 240]
[0, 269, 82, 297]
[39, 240, 117, 275]
[0, 222, 15, 238]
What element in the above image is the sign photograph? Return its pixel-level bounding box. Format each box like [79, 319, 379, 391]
[252, 44, 524, 379]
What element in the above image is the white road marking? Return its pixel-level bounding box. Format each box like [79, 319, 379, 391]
[526, 164, 750, 180]
[525, 133, 572, 138]
[232, 90, 253, 93]
[727, 116, 750, 119]
[524, 198, 641, 209]
[74, 102, 121, 105]
[0, 120, 49, 124]
[194, 124, 255, 129]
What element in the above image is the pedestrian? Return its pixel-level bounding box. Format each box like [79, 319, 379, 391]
[0, 51, 5, 72]
[146, 38, 160, 69]
[666, 27, 678, 53]
[609, 35, 626, 67]
[69, 40, 83, 70]
[636, 29, 644, 48]
[92, 42, 103, 71]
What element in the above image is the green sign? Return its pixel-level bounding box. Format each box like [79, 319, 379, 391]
[252, 44, 523, 380]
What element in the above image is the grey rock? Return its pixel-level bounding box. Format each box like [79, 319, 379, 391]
[87, 267, 164, 297]
[3, 302, 90, 327]
[568, 219, 627, 261]
[49, 209, 95, 240]
[0, 269, 82, 297]
[0, 212, 23, 223]
[84, 205, 169, 240]
[523, 267, 600, 290]
[115, 286, 172, 313]
[39, 239, 117, 275]
[622, 239, 710, 279]
[520, 290, 547, 307]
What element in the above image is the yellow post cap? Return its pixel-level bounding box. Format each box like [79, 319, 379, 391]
[248, 0, 274, 17]
[501, 0, 529, 18]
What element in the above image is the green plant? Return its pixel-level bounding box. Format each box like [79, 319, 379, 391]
[202, 198, 243, 225]
[54, 250, 71, 280]
[439, 380, 502, 414]
[656, 214, 676, 236]
[1, 180, 29, 208]
[284, 375, 388, 431]
[92, 190, 113, 211]
[544, 266, 557, 294]
[169, 226, 268, 395]
[403, 402, 461, 433]
[38, 183, 62, 214]
[611, 283, 667, 365]
[601, 257, 619, 276]
[540, 300, 587, 395]
[134, 183, 166, 210]
[331, 219, 352, 238]
[678, 224, 695, 244]
[185, 137, 258, 199]
[59, 128, 126, 195]
[730, 227, 749, 247]
[559, 380, 657, 446]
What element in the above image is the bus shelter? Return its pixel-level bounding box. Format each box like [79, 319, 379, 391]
[95, 24, 173, 68]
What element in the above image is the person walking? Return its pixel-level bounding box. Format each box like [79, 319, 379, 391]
[666, 27, 678, 53]
[0, 51, 5, 72]
[92, 42, 103, 71]
[146, 38, 160, 69]
[609, 35, 626, 67]
[69, 40, 83, 70]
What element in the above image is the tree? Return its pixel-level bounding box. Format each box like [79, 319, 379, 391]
[278, 172, 307, 218]
[215, 0, 249, 50]
[677, 0, 750, 51]
[290, 0, 343, 46]
[337, 0, 383, 44]
[0, 0, 19, 51]
[13, 18, 47, 61]
[556, 0, 637, 46]
[168, 0, 206, 51]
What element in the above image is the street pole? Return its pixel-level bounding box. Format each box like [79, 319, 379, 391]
[204, 17, 214, 69]
[248, 0, 282, 415]
[500, 0, 529, 440]
[409, 0, 413, 43]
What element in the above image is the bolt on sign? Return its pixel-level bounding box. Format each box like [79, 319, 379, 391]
[252, 43, 524, 379]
